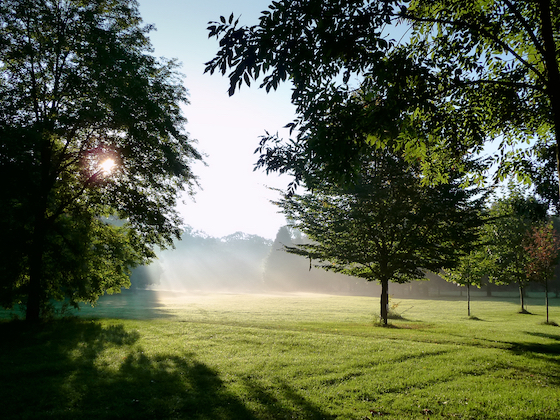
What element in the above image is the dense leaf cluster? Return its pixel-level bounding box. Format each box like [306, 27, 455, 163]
[206, 0, 560, 198]
[276, 150, 487, 323]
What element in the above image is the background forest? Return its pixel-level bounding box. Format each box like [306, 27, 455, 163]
[130, 224, 560, 300]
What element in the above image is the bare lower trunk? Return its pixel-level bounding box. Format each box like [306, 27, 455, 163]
[26, 214, 46, 323]
[545, 279, 549, 323]
[519, 284, 525, 312]
[26, 162, 50, 323]
[380, 279, 389, 325]
[467, 283, 471, 317]
[26, 273, 42, 322]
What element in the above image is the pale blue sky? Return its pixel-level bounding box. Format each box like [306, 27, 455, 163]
[138, 0, 296, 239]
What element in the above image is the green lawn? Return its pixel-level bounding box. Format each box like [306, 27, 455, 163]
[1, 292, 559, 419]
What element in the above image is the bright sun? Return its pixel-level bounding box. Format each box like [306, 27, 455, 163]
[99, 158, 116, 175]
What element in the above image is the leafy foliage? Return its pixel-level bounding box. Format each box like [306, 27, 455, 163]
[482, 187, 548, 311]
[276, 150, 487, 324]
[441, 249, 490, 316]
[523, 221, 560, 323]
[206, 0, 560, 198]
[0, 0, 201, 320]
[524, 222, 560, 284]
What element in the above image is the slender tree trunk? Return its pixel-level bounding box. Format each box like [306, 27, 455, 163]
[380, 278, 389, 325]
[545, 279, 549, 323]
[467, 283, 471, 317]
[519, 283, 525, 312]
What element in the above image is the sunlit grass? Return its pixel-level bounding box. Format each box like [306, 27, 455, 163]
[1, 293, 559, 419]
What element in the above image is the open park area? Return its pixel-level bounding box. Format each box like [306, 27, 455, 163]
[1, 292, 559, 419]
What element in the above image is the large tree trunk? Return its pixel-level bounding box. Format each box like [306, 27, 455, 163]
[380, 278, 389, 325]
[538, 0, 560, 207]
[26, 133, 52, 323]
[26, 211, 47, 323]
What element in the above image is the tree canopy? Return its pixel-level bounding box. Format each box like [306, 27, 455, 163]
[482, 187, 548, 311]
[523, 221, 560, 323]
[0, 0, 201, 321]
[206, 0, 560, 199]
[276, 150, 487, 324]
[441, 249, 489, 317]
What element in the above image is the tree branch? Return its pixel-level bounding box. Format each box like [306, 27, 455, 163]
[503, 0, 546, 58]
[399, 9, 547, 85]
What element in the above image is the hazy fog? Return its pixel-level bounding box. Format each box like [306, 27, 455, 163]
[130, 226, 539, 299]
[130, 226, 377, 296]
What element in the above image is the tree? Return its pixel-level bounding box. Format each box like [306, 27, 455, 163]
[441, 250, 488, 317]
[523, 222, 560, 324]
[276, 150, 486, 325]
[484, 188, 548, 312]
[129, 259, 163, 290]
[0, 0, 201, 321]
[206, 1, 560, 201]
[262, 226, 303, 291]
[153, 227, 274, 293]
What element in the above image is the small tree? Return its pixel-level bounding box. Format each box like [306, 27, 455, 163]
[484, 189, 548, 313]
[523, 223, 560, 324]
[276, 151, 486, 325]
[442, 249, 488, 317]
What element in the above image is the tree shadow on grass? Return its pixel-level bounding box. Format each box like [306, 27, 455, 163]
[0, 290, 175, 321]
[495, 332, 560, 387]
[74, 289, 175, 320]
[526, 331, 560, 341]
[0, 318, 333, 420]
[506, 333, 560, 356]
[240, 377, 337, 420]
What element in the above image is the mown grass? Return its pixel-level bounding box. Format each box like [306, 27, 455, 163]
[1, 292, 559, 419]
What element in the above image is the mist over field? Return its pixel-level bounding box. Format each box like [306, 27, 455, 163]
[130, 226, 516, 299]
[127, 225, 560, 302]
[130, 226, 378, 296]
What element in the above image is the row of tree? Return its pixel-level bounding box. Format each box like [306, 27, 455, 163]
[443, 187, 560, 322]
[274, 152, 560, 324]
[130, 186, 560, 326]
[129, 226, 368, 295]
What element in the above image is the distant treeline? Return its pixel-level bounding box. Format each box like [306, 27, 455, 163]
[130, 226, 560, 298]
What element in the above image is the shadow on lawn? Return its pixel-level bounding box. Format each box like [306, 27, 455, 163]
[506, 331, 560, 356]
[74, 289, 175, 320]
[0, 290, 174, 321]
[526, 331, 560, 342]
[0, 319, 332, 420]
